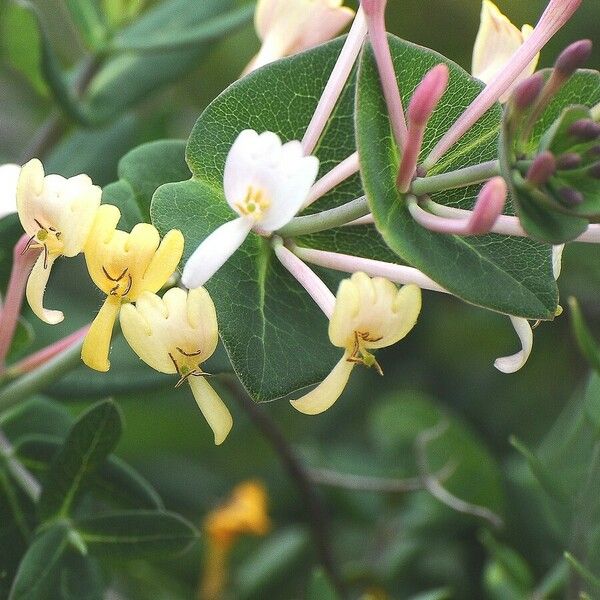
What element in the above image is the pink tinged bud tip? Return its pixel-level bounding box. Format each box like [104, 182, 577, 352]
[556, 152, 582, 170]
[512, 73, 545, 110]
[569, 119, 600, 141]
[527, 151, 557, 185]
[361, 0, 387, 16]
[424, 0, 583, 170]
[407, 176, 507, 236]
[554, 39, 593, 76]
[397, 64, 449, 192]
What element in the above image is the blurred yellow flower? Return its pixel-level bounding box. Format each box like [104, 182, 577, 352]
[16, 159, 101, 324]
[246, 0, 354, 72]
[81, 204, 184, 372]
[472, 0, 539, 103]
[291, 273, 421, 415]
[120, 287, 233, 445]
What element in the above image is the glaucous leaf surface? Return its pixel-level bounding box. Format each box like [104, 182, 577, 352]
[356, 37, 559, 320]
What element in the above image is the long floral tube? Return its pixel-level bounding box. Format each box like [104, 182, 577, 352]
[302, 8, 368, 155]
[303, 152, 360, 209]
[290, 244, 448, 293]
[0, 235, 41, 368]
[424, 0, 582, 169]
[273, 238, 336, 318]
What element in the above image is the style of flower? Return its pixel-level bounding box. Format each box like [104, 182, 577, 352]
[246, 0, 355, 73]
[0, 163, 21, 220]
[16, 159, 101, 324]
[290, 272, 421, 415]
[120, 287, 233, 445]
[182, 130, 319, 289]
[472, 1, 539, 103]
[82, 204, 184, 373]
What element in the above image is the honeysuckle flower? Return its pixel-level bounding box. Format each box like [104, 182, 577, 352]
[82, 204, 184, 373]
[200, 481, 270, 600]
[16, 159, 101, 325]
[472, 1, 539, 103]
[120, 287, 233, 445]
[0, 163, 20, 220]
[182, 130, 319, 289]
[245, 0, 355, 73]
[291, 272, 421, 415]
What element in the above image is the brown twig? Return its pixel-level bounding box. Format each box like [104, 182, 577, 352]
[221, 376, 346, 597]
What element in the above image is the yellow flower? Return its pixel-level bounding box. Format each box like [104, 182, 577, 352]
[291, 273, 421, 415]
[16, 159, 101, 324]
[204, 480, 270, 546]
[81, 204, 184, 373]
[247, 0, 354, 72]
[120, 287, 233, 445]
[472, 1, 539, 103]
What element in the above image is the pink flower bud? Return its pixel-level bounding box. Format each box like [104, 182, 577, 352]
[554, 39, 593, 76]
[468, 177, 507, 235]
[512, 73, 545, 110]
[408, 64, 450, 127]
[527, 151, 557, 185]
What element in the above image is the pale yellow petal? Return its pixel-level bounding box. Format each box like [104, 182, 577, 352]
[81, 296, 121, 372]
[119, 299, 176, 374]
[290, 354, 354, 415]
[26, 253, 63, 324]
[186, 287, 219, 358]
[188, 376, 233, 445]
[140, 229, 184, 295]
[328, 277, 361, 348]
[84, 204, 122, 288]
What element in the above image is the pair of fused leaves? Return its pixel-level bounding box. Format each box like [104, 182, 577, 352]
[145, 34, 580, 403]
[0, 398, 197, 600]
[500, 71, 600, 244]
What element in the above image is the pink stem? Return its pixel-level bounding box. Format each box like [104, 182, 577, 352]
[273, 239, 335, 318]
[0, 235, 41, 369]
[424, 0, 582, 170]
[303, 152, 360, 209]
[291, 244, 448, 294]
[6, 325, 90, 377]
[366, 10, 407, 150]
[302, 8, 368, 155]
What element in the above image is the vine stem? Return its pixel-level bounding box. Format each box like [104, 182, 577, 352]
[0, 429, 41, 501]
[0, 340, 84, 412]
[220, 376, 346, 597]
[411, 160, 501, 196]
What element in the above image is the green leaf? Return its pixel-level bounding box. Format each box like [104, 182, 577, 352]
[307, 568, 339, 600]
[6, 319, 35, 363]
[101, 180, 143, 231]
[15, 434, 163, 510]
[84, 0, 237, 121]
[564, 552, 600, 591]
[356, 37, 558, 320]
[152, 179, 341, 402]
[64, 0, 108, 50]
[38, 400, 123, 521]
[8, 522, 71, 600]
[1, 1, 49, 96]
[75, 510, 198, 559]
[569, 297, 600, 373]
[111, 3, 253, 52]
[59, 552, 104, 600]
[0, 398, 73, 439]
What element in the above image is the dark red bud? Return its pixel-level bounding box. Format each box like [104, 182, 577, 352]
[569, 119, 600, 140]
[559, 187, 585, 206]
[527, 151, 556, 186]
[555, 40, 593, 76]
[512, 73, 545, 110]
[556, 153, 582, 170]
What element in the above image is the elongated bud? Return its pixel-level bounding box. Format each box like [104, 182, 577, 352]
[556, 152, 582, 170]
[559, 187, 584, 206]
[554, 39, 592, 76]
[468, 177, 507, 235]
[397, 65, 449, 192]
[408, 64, 450, 127]
[527, 151, 556, 185]
[569, 119, 600, 141]
[361, 0, 386, 17]
[512, 73, 545, 110]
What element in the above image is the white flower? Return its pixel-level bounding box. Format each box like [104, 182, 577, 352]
[182, 130, 319, 289]
[0, 164, 21, 220]
[472, 0, 539, 103]
[247, 0, 355, 73]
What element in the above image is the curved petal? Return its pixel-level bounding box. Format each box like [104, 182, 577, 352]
[26, 253, 63, 324]
[290, 354, 354, 415]
[81, 296, 121, 372]
[188, 376, 233, 445]
[182, 217, 253, 289]
[494, 316, 533, 374]
[16, 159, 45, 235]
[140, 229, 185, 295]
